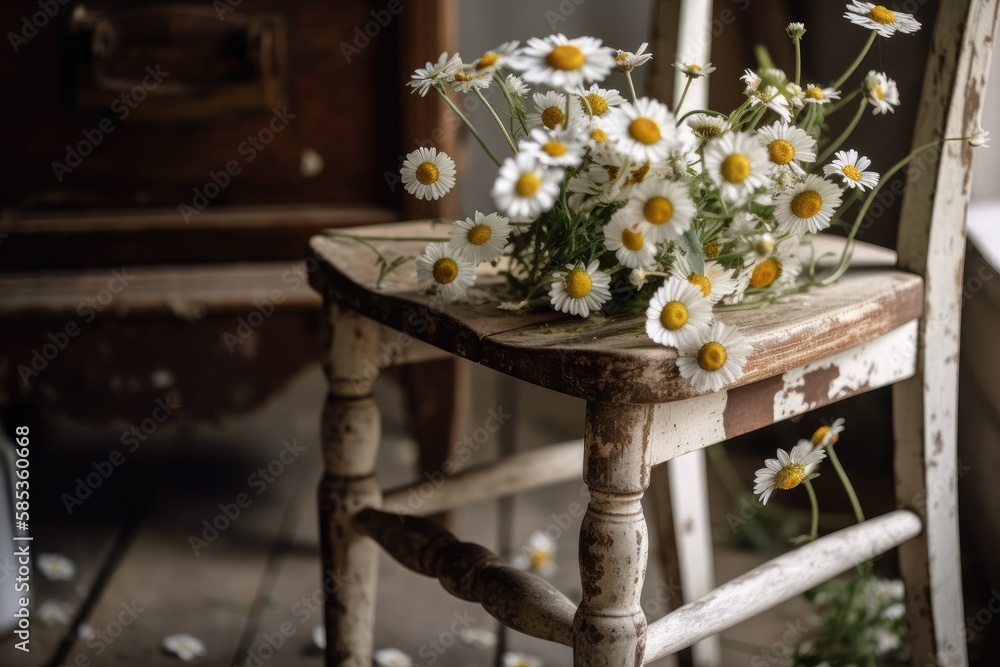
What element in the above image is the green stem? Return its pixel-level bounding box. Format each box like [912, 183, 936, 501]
[675, 76, 694, 116]
[804, 479, 820, 542]
[816, 97, 868, 164]
[793, 37, 802, 86]
[833, 30, 877, 90]
[434, 85, 502, 166]
[826, 446, 866, 524]
[624, 71, 638, 104]
[493, 71, 528, 137]
[474, 88, 518, 155]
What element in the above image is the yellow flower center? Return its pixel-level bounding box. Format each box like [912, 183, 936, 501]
[697, 341, 728, 371]
[688, 273, 712, 297]
[541, 106, 566, 130]
[774, 463, 806, 490]
[616, 52, 628, 62]
[543, 140, 568, 157]
[703, 241, 721, 259]
[415, 162, 440, 185]
[867, 5, 895, 25]
[467, 224, 492, 246]
[476, 52, 499, 70]
[454, 72, 474, 82]
[791, 191, 823, 219]
[660, 301, 689, 330]
[530, 550, 551, 570]
[629, 118, 662, 145]
[873, 85, 885, 101]
[842, 165, 862, 181]
[628, 163, 650, 185]
[547, 44, 586, 71]
[806, 86, 825, 100]
[590, 128, 608, 143]
[516, 173, 542, 197]
[721, 153, 751, 183]
[586, 93, 609, 116]
[768, 139, 796, 165]
[432, 258, 459, 284]
[696, 123, 724, 138]
[564, 268, 593, 299]
[620, 227, 645, 251]
[750, 258, 782, 288]
[812, 425, 840, 446]
[686, 63, 702, 72]
[643, 196, 674, 225]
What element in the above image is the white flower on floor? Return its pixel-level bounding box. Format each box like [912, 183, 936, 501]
[605, 98, 676, 164]
[612, 179, 695, 244]
[509, 34, 615, 89]
[492, 153, 564, 220]
[969, 125, 991, 148]
[458, 627, 498, 649]
[511, 530, 557, 576]
[677, 321, 752, 393]
[415, 243, 477, 301]
[603, 216, 657, 269]
[645, 278, 713, 348]
[863, 71, 900, 115]
[38, 601, 71, 625]
[773, 174, 843, 235]
[37, 553, 75, 581]
[549, 260, 612, 318]
[614, 42, 653, 73]
[77, 623, 96, 640]
[753, 440, 827, 505]
[811, 417, 847, 448]
[400, 148, 457, 201]
[162, 634, 206, 662]
[408, 52, 463, 97]
[449, 211, 511, 264]
[703, 132, 771, 204]
[502, 651, 544, 667]
[312, 625, 326, 650]
[824, 149, 880, 191]
[844, 1, 921, 38]
[758, 121, 817, 174]
[374, 648, 414, 667]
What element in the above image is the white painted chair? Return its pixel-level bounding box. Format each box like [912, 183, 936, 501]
[308, 0, 998, 663]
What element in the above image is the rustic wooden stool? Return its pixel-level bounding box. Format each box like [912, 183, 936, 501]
[308, 0, 997, 663]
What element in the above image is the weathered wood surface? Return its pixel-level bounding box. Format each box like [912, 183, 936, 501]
[892, 0, 1000, 665]
[311, 222, 922, 404]
[353, 508, 577, 646]
[644, 510, 923, 662]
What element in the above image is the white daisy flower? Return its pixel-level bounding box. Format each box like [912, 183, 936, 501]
[741, 68, 762, 94]
[415, 243, 477, 301]
[611, 178, 695, 243]
[753, 440, 827, 505]
[787, 22, 807, 39]
[786, 83, 806, 109]
[576, 83, 625, 118]
[824, 149, 880, 191]
[526, 91, 581, 131]
[509, 34, 615, 89]
[374, 648, 414, 667]
[548, 259, 611, 318]
[502, 651, 544, 667]
[408, 52, 463, 97]
[472, 40, 519, 73]
[38, 601, 71, 625]
[400, 147, 456, 201]
[604, 97, 676, 163]
[459, 627, 498, 649]
[519, 128, 584, 168]
[748, 85, 792, 122]
[969, 125, 990, 148]
[37, 553, 75, 581]
[492, 153, 564, 219]
[687, 113, 730, 140]
[757, 121, 817, 174]
[774, 174, 844, 234]
[671, 255, 739, 304]
[511, 530, 558, 576]
[505, 73, 530, 97]
[844, 1, 921, 38]
[677, 321, 753, 393]
[603, 216, 657, 269]
[448, 65, 493, 93]
[863, 70, 900, 115]
[449, 211, 511, 263]
[614, 42, 653, 72]
[811, 417, 846, 448]
[672, 61, 716, 78]
[582, 125, 612, 152]
[646, 278, 713, 348]
[746, 240, 803, 291]
[870, 627, 903, 656]
[802, 84, 841, 105]
[703, 132, 771, 204]
[312, 625, 326, 649]
[727, 210, 765, 239]
[162, 634, 207, 662]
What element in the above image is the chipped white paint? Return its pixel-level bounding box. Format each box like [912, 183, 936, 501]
[774, 320, 918, 421]
[650, 391, 728, 467]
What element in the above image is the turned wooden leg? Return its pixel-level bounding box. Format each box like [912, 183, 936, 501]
[319, 305, 383, 666]
[574, 402, 653, 666]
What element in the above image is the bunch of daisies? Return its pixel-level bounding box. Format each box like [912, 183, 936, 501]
[395, 2, 983, 394]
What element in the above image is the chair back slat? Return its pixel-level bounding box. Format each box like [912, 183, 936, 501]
[647, 0, 715, 108]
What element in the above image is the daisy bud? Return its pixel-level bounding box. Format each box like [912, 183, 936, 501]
[969, 126, 990, 148]
[786, 22, 806, 39]
[629, 269, 647, 289]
